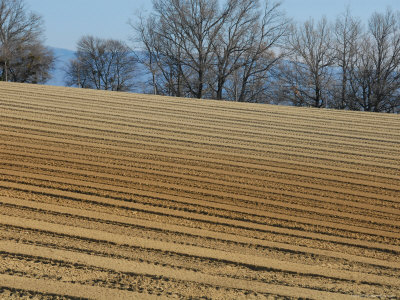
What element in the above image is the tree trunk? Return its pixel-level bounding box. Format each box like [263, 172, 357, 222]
[4, 59, 8, 82]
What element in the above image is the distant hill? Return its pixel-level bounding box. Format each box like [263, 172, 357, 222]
[47, 47, 75, 87]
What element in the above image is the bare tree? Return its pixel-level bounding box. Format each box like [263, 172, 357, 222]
[132, 0, 288, 102]
[132, 0, 232, 98]
[346, 9, 400, 112]
[229, 0, 289, 102]
[65, 36, 137, 91]
[368, 9, 400, 112]
[131, 10, 190, 97]
[131, 15, 159, 95]
[141, 0, 225, 98]
[211, 0, 289, 102]
[7, 41, 54, 83]
[209, 0, 258, 100]
[331, 8, 362, 109]
[283, 18, 334, 107]
[0, 0, 54, 83]
[347, 34, 375, 111]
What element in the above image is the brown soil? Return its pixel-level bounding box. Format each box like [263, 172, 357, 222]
[0, 82, 399, 299]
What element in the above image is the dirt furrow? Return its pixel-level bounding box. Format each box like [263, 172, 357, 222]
[1, 219, 399, 288]
[1, 180, 399, 256]
[3, 219, 400, 288]
[2, 84, 399, 129]
[6, 173, 398, 247]
[1, 103, 400, 150]
[1, 196, 398, 271]
[2, 159, 399, 230]
[2, 136, 399, 186]
[1, 128, 399, 204]
[0, 274, 166, 300]
[1, 140, 399, 195]
[1, 146, 399, 219]
[2, 125, 399, 184]
[2, 108, 399, 156]
[2, 130, 399, 179]
[2, 168, 399, 240]
[1, 117, 399, 166]
[0, 249, 365, 300]
[1, 232, 396, 298]
[3, 188, 399, 265]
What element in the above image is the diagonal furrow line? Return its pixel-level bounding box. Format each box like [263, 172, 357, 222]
[1, 180, 399, 253]
[1, 159, 399, 228]
[0, 217, 399, 288]
[0, 196, 398, 270]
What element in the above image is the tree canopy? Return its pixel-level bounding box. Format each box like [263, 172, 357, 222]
[0, 0, 54, 83]
[65, 36, 137, 92]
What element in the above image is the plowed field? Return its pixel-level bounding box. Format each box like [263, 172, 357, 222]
[0, 81, 399, 299]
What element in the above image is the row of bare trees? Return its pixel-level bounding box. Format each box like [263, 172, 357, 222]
[279, 9, 400, 112]
[128, 0, 400, 112]
[131, 0, 289, 102]
[0, 0, 54, 83]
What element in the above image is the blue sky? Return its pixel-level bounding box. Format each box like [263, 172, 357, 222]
[25, 0, 400, 50]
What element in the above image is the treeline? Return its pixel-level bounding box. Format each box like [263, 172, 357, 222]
[1, 0, 400, 113]
[131, 0, 400, 113]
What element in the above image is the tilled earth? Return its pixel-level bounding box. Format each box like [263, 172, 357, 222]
[0, 82, 399, 299]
